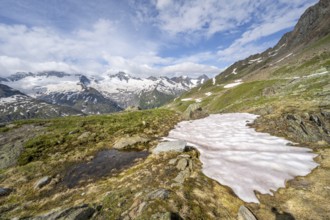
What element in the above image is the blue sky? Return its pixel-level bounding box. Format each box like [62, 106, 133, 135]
[0, 0, 318, 77]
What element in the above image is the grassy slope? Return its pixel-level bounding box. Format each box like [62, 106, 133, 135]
[167, 35, 330, 115]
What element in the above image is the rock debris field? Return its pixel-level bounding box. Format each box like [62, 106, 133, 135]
[166, 113, 318, 203]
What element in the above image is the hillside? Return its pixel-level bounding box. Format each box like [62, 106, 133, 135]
[168, 0, 330, 147]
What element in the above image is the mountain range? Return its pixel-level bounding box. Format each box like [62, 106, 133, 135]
[0, 71, 208, 122]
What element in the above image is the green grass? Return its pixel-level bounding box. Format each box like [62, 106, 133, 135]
[17, 109, 180, 166]
[207, 79, 283, 112]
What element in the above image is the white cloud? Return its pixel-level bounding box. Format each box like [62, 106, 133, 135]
[161, 62, 220, 77]
[0, 0, 318, 78]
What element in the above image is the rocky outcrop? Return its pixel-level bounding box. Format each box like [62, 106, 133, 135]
[170, 154, 194, 185]
[278, 0, 330, 50]
[252, 110, 330, 146]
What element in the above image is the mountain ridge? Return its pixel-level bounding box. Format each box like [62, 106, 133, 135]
[0, 71, 209, 116]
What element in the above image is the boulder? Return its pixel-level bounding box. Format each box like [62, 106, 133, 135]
[182, 103, 208, 120]
[113, 135, 150, 150]
[238, 206, 257, 220]
[152, 141, 187, 154]
[34, 176, 51, 189]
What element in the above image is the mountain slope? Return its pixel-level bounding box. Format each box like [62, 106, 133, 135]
[0, 84, 83, 123]
[168, 0, 330, 146]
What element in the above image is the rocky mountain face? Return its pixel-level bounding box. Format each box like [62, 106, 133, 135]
[0, 84, 82, 123]
[0, 71, 208, 115]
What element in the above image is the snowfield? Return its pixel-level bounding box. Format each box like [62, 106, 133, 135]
[166, 113, 318, 203]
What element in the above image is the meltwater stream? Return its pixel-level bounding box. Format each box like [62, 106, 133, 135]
[167, 113, 318, 203]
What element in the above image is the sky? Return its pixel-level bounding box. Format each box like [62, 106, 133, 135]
[0, 0, 318, 78]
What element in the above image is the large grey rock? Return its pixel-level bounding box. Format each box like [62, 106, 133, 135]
[182, 103, 208, 120]
[25, 204, 95, 220]
[237, 206, 257, 220]
[0, 187, 12, 197]
[152, 141, 187, 154]
[113, 135, 150, 150]
[34, 176, 51, 189]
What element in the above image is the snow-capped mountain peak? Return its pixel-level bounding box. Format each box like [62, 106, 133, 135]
[1, 71, 210, 111]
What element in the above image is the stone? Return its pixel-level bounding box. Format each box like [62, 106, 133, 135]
[34, 176, 51, 189]
[25, 204, 95, 220]
[182, 103, 208, 120]
[237, 206, 257, 220]
[176, 158, 188, 171]
[0, 187, 12, 197]
[113, 135, 150, 150]
[152, 141, 187, 154]
[146, 189, 170, 200]
[173, 169, 190, 184]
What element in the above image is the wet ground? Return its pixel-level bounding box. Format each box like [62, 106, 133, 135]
[62, 149, 149, 188]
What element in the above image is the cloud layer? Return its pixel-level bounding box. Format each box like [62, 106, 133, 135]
[0, 0, 318, 77]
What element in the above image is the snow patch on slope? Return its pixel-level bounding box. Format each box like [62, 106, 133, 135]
[166, 113, 318, 203]
[224, 79, 243, 88]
